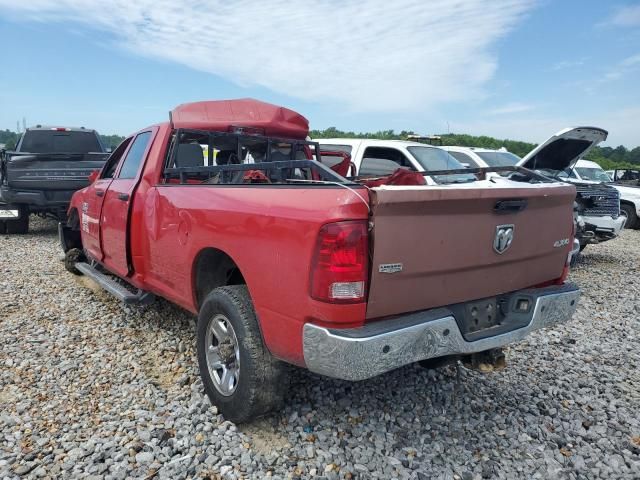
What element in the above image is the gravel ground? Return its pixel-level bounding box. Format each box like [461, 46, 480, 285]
[1, 217, 639, 480]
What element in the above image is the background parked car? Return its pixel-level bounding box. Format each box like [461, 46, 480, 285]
[313, 138, 476, 184]
[605, 169, 640, 186]
[566, 160, 640, 230]
[0, 126, 108, 234]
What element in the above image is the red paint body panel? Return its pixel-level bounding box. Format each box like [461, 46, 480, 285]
[100, 179, 135, 277]
[81, 178, 111, 261]
[136, 185, 368, 364]
[69, 112, 369, 366]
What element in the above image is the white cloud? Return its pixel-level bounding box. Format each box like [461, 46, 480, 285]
[595, 54, 640, 85]
[551, 59, 585, 71]
[488, 102, 535, 115]
[0, 0, 533, 112]
[603, 4, 640, 28]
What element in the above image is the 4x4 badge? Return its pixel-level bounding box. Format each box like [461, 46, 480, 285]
[494, 224, 514, 254]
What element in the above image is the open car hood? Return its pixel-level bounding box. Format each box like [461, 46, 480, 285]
[517, 127, 608, 173]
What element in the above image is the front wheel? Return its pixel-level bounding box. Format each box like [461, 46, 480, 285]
[64, 248, 85, 275]
[620, 204, 639, 229]
[196, 286, 289, 423]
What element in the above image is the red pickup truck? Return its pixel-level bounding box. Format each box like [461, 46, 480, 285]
[60, 99, 580, 422]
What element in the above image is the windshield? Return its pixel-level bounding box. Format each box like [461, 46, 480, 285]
[575, 167, 612, 182]
[475, 151, 521, 167]
[20, 130, 103, 154]
[407, 146, 476, 184]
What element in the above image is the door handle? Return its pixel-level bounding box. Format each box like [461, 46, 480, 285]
[95, 190, 105, 197]
[118, 193, 130, 201]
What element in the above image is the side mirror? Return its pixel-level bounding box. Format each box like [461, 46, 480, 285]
[461, 163, 471, 168]
[106, 147, 113, 153]
[88, 170, 100, 184]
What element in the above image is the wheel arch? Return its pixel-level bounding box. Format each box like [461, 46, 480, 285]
[60, 207, 82, 251]
[192, 247, 248, 310]
[67, 207, 81, 230]
[620, 199, 640, 229]
[620, 198, 639, 211]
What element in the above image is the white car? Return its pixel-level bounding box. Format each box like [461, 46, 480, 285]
[313, 138, 476, 185]
[566, 160, 640, 229]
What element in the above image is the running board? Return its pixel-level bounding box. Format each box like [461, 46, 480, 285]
[75, 262, 155, 305]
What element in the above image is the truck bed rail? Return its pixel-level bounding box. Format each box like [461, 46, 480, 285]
[164, 159, 353, 184]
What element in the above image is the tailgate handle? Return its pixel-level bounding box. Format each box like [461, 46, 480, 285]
[95, 190, 105, 197]
[494, 199, 527, 214]
[117, 193, 130, 202]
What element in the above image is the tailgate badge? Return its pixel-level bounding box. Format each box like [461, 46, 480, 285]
[494, 224, 514, 254]
[379, 263, 403, 274]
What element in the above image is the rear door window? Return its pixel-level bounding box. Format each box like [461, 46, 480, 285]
[102, 137, 132, 179]
[359, 147, 414, 176]
[117, 132, 152, 179]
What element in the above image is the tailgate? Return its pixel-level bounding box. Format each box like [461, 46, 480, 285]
[6, 153, 107, 191]
[366, 182, 576, 319]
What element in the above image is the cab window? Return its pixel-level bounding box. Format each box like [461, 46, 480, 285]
[117, 132, 152, 179]
[102, 137, 132, 179]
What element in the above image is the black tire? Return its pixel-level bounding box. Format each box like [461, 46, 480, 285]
[570, 251, 580, 268]
[64, 248, 85, 275]
[5, 206, 29, 234]
[197, 285, 288, 423]
[620, 204, 639, 229]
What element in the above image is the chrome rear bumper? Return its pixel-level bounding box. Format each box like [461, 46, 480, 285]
[303, 283, 580, 380]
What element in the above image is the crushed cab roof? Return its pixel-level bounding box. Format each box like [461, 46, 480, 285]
[170, 98, 309, 139]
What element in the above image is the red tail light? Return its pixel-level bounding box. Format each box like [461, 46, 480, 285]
[310, 221, 368, 303]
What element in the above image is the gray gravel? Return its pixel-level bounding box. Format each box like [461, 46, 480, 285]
[1, 217, 639, 480]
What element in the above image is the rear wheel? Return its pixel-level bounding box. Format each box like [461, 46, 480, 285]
[196, 285, 288, 423]
[620, 204, 639, 229]
[5, 206, 29, 234]
[64, 248, 85, 275]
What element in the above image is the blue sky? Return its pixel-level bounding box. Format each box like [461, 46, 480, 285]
[0, 1, 639, 147]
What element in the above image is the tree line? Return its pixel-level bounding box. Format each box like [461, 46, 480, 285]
[2, 127, 638, 170]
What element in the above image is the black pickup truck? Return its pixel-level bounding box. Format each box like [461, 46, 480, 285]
[0, 126, 108, 234]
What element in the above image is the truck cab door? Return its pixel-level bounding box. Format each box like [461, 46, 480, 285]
[81, 137, 132, 262]
[101, 130, 154, 278]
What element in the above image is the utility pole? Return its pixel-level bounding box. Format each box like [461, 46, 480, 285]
[22, 118, 26, 131]
[16, 121, 20, 133]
